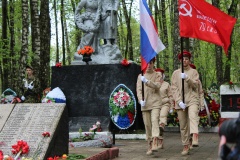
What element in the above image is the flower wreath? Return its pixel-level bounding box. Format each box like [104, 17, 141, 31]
[109, 84, 137, 130]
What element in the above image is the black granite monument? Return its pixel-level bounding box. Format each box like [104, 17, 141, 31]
[51, 63, 144, 132]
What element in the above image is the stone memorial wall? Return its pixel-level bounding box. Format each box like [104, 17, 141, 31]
[0, 103, 68, 159]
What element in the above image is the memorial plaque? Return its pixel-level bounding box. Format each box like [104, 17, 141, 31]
[0, 103, 67, 159]
[220, 85, 240, 118]
[0, 104, 15, 131]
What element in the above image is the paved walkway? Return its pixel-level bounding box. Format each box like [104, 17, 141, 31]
[69, 132, 220, 160]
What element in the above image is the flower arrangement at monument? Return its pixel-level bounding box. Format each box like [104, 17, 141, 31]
[197, 85, 221, 127]
[0, 150, 3, 160]
[55, 62, 62, 68]
[198, 110, 208, 127]
[41, 87, 66, 103]
[1, 88, 18, 104]
[77, 46, 94, 56]
[89, 121, 102, 133]
[121, 59, 130, 66]
[0, 134, 81, 160]
[225, 81, 240, 91]
[77, 46, 94, 64]
[11, 140, 29, 159]
[109, 84, 136, 129]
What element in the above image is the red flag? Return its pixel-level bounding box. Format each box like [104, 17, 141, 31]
[179, 0, 237, 55]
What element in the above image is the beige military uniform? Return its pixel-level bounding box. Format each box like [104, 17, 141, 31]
[136, 70, 162, 141]
[159, 81, 174, 126]
[171, 66, 200, 145]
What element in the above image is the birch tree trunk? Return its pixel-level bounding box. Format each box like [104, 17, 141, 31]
[61, 0, 66, 65]
[18, 0, 29, 94]
[54, 0, 60, 63]
[30, 0, 41, 83]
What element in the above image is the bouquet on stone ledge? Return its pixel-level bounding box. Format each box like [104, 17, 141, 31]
[42, 87, 66, 103]
[77, 46, 94, 56]
[121, 59, 130, 66]
[77, 46, 94, 64]
[89, 121, 102, 133]
[11, 140, 29, 159]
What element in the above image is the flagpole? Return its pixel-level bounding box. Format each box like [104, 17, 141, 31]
[181, 37, 185, 103]
[141, 71, 144, 100]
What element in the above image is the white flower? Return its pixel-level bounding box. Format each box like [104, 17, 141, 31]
[96, 121, 101, 125]
[113, 113, 119, 122]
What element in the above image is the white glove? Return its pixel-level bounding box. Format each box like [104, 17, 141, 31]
[23, 79, 28, 88]
[28, 81, 34, 89]
[141, 76, 148, 83]
[140, 100, 146, 107]
[180, 73, 188, 79]
[21, 96, 25, 101]
[179, 101, 186, 109]
[169, 109, 173, 113]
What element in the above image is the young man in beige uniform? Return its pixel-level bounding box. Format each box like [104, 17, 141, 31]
[136, 58, 162, 155]
[155, 68, 174, 149]
[171, 51, 200, 155]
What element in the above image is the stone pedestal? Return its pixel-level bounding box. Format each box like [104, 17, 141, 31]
[51, 63, 144, 132]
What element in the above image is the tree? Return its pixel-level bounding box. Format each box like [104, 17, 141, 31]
[9, 0, 17, 90]
[40, 0, 51, 91]
[18, 0, 30, 95]
[30, 0, 41, 90]
[1, 0, 9, 90]
[121, 0, 134, 60]
[60, 0, 66, 65]
[54, 0, 60, 63]
[223, 0, 239, 83]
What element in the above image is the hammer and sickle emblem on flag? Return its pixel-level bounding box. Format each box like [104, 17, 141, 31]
[179, 0, 192, 17]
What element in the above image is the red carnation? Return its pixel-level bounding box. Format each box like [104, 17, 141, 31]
[121, 59, 130, 66]
[42, 132, 51, 137]
[0, 150, 3, 160]
[11, 140, 29, 155]
[55, 62, 62, 68]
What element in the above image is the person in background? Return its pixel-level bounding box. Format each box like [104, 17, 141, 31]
[155, 68, 174, 149]
[136, 58, 162, 155]
[21, 65, 41, 103]
[171, 51, 200, 155]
